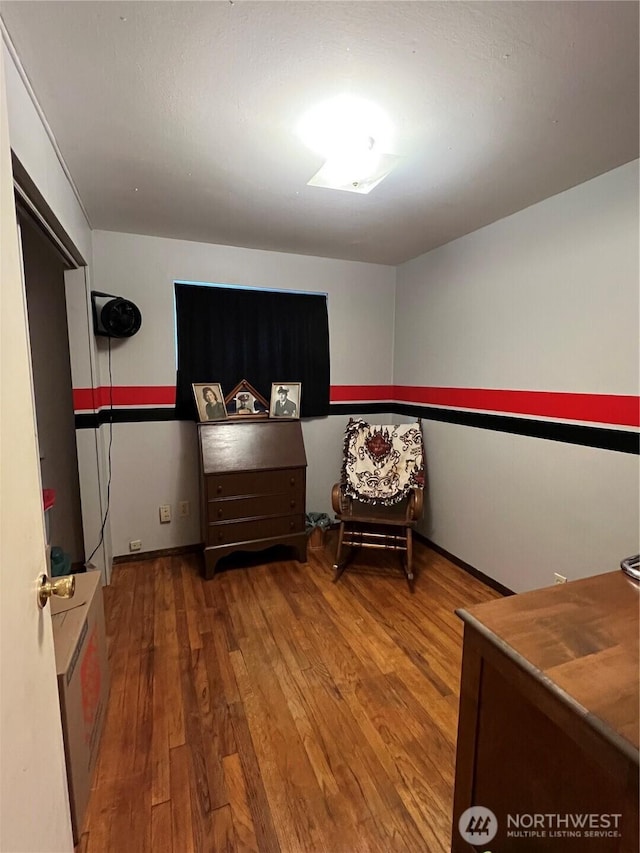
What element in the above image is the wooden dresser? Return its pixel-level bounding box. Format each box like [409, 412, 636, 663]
[198, 419, 307, 578]
[452, 571, 639, 852]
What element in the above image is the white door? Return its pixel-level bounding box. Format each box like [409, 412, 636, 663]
[0, 50, 74, 852]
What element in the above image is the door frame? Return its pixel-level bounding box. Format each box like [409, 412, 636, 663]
[14, 152, 113, 584]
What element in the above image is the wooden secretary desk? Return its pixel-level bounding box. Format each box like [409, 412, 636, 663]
[197, 419, 307, 578]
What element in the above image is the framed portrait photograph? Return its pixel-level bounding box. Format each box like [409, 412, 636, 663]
[224, 379, 269, 419]
[192, 382, 227, 422]
[270, 382, 301, 419]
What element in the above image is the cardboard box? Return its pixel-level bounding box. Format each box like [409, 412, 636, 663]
[51, 571, 109, 842]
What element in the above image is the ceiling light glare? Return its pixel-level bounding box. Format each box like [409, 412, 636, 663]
[321, 147, 382, 186]
[297, 94, 394, 160]
[307, 152, 399, 195]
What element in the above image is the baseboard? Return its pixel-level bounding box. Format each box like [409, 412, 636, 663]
[113, 543, 202, 565]
[415, 532, 515, 597]
[112, 534, 514, 597]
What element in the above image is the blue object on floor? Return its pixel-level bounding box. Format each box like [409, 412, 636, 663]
[50, 546, 71, 577]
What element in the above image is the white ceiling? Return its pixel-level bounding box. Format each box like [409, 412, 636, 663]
[1, 1, 638, 265]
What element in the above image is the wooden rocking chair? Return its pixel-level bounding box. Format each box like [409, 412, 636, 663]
[331, 419, 425, 592]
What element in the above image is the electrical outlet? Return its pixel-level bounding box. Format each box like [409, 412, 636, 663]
[554, 572, 567, 585]
[179, 500, 190, 517]
[159, 504, 171, 523]
[129, 539, 142, 552]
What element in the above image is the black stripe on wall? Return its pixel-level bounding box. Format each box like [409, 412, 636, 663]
[392, 404, 639, 454]
[74, 403, 639, 454]
[75, 403, 393, 429]
[74, 408, 178, 429]
[328, 403, 397, 417]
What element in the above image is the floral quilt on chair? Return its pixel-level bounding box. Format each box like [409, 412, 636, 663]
[342, 419, 425, 505]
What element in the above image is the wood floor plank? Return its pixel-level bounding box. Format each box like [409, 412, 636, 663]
[294, 663, 426, 853]
[164, 565, 186, 749]
[195, 612, 238, 757]
[175, 612, 221, 842]
[80, 544, 501, 852]
[268, 654, 341, 800]
[133, 565, 156, 778]
[391, 660, 460, 739]
[305, 569, 402, 677]
[205, 591, 239, 654]
[249, 569, 312, 673]
[234, 633, 335, 852]
[346, 579, 457, 695]
[151, 564, 171, 805]
[228, 698, 282, 853]
[383, 671, 458, 769]
[278, 664, 388, 853]
[210, 608, 242, 706]
[99, 771, 151, 853]
[170, 744, 195, 853]
[211, 804, 235, 853]
[91, 564, 139, 787]
[182, 562, 205, 651]
[150, 800, 172, 853]
[110, 602, 144, 778]
[223, 752, 260, 853]
[218, 573, 250, 650]
[275, 571, 368, 692]
[348, 675, 453, 848]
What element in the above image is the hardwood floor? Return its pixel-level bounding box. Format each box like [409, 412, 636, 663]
[77, 538, 501, 852]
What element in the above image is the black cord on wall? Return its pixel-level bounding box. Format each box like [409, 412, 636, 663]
[85, 337, 114, 567]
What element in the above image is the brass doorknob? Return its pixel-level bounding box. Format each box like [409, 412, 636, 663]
[38, 574, 75, 609]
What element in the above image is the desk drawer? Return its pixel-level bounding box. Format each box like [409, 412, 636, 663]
[206, 468, 304, 500]
[206, 514, 305, 546]
[207, 491, 303, 522]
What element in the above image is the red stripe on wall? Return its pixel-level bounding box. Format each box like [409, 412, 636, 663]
[73, 386, 176, 410]
[73, 384, 639, 427]
[331, 385, 640, 427]
[330, 385, 396, 402]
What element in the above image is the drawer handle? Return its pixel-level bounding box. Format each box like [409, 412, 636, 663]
[290, 500, 296, 508]
[290, 477, 295, 486]
[218, 532, 224, 542]
[217, 508, 223, 518]
[216, 485, 223, 494]
[289, 520, 295, 530]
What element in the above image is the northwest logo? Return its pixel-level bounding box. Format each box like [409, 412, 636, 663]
[459, 806, 498, 843]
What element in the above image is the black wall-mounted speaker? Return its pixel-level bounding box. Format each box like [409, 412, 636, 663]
[91, 291, 142, 338]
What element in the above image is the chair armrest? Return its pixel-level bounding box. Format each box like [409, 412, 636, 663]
[331, 483, 345, 515]
[408, 487, 424, 521]
[331, 483, 351, 515]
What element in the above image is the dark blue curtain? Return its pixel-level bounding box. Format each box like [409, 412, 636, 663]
[175, 284, 330, 419]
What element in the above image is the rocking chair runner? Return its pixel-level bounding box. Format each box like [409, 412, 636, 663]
[331, 419, 425, 591]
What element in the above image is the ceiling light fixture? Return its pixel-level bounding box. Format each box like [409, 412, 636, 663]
[297, 95, 398, 194]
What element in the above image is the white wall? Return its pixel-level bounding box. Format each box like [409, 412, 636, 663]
[395, 162, 640, 592]
[2, 38, 91, 263]
[90, 230, 396, 556]
[2, 36, 111, 581]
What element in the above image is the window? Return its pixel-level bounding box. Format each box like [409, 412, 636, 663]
[174, 282, 330, 419]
